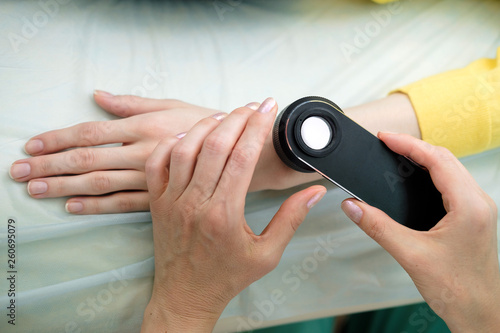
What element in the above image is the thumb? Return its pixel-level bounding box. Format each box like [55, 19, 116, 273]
[260, 185, 327, 253]
[93, 90, 189, 117]
[341, 199, 415, 260]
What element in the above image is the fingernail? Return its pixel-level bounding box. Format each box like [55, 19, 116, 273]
[65, 201, 83, 213]
[94, 90, 114, 98]
[377, 131, 398, 138]
[245, 102, 260, 111]
[9, 163, 31, 179]
[341, 200, 363, 224]
[307, 189, 326, 209]
[176, 132, 187, 139]
[28, 181, 48, 195]
[211, 112, 227, 121]
[257, 97, 276, 114]
[24, 139, 44, 155]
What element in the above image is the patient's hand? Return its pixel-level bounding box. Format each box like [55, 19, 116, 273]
[9, 91, 297, 214]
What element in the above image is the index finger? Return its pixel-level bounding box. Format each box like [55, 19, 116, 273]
[214, 98, 278, 203]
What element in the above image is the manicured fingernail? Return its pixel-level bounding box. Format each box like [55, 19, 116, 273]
[307, 189, 327, 209]
[28, 181, 48, 195]
[258, 97, 276, 114]
[377, 131, 398, 139]
[24, 139, 44, 155]
[65, 201, 83, 213]
[341, 200, 363, 224]
[245, 102, 260, 110]
[9, 163, 31, 179]
[94, 90, 114, 98]
[176, 132, 187, 139]
[211, 112, 227, 121]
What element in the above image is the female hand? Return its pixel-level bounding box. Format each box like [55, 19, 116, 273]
[9, 91, 296, 214]
[341, 132, 500, 332]
[141, 98, 326, 332]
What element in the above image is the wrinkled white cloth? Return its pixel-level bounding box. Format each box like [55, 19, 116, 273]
[0, 0, 499, 332]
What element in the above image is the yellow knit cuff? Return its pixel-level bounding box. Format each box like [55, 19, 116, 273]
[394, 56, 499, 157]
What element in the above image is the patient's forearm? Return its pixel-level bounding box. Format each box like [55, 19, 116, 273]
[258, 93, 420, 191]
[347, 93, 421, 139]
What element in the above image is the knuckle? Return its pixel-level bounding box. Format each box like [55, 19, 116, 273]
[472, 200, 496, 231]
[176, 200, 197, 221]
[170, 143, 192, 165]
[366, 219, 386, 243]
[434, 146, 455, 163]
[117, 196, 136, 212]
[228, 145, 257, 173]
[69, 149, 96, 170]
[79, 122, 104, 145]
[204, 134, 229, 154]
[91, 173, 112, 193]
[37, 158, 54, 175]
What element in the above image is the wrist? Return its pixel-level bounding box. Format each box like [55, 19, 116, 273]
[437, 281, 500, 332]
[141, 296, 222, 333]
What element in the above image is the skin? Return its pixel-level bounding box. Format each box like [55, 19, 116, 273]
[141, 98, 326, 332]
[140, 104, 500, 331]
[8, 92, 500, 330]
[9, 91, 419, 214]
[342, 133, 500, 333]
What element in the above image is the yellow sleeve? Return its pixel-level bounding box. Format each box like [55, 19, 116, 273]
[394, 48, 500, 157]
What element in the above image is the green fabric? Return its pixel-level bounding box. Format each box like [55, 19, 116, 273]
[244, 317, 335, 333]
[344, 303, 450, 333]
[243, 303, 450, 333]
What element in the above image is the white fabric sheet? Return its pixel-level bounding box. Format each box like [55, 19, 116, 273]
[0, 0, 499, 332]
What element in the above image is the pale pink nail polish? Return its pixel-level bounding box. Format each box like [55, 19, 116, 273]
[24, 139, 44, 155]
[28, 181, 48, 195]
[258, 97, 276, 114]
[341, 200, 363, 224]
[9, 163, 31, 179]
[176, 132, 187, 139]
[65, 201, 83, 213]
[245, 102, 260, 111]
[94, 90, 114, 98]
[211, 112, 227, 121]
[307, 190, 326, 209]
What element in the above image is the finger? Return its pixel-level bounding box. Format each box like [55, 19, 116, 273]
[10, 146, 144, 182]
[378, 132, 478, 205]
[65, 191, 149, 214]
[341, 198, 417, 263]
[27, 170, 146, 199]
[259, 185, 327, 254]
[188, 104, 260, 199]
[145, 137, 178, 200]
[167, 113, 227, 198]
[94, 90, 199, 117]
[24, 120, 130, 156]
[214, 98, 277, 203]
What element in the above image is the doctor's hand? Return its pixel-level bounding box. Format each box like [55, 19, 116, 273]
[9, 91, 295, 214]
[140, 98, 326, 332]
[341, 132, 500, 333]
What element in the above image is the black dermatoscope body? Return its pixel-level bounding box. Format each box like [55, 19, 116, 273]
[272, 96, 446, 231]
